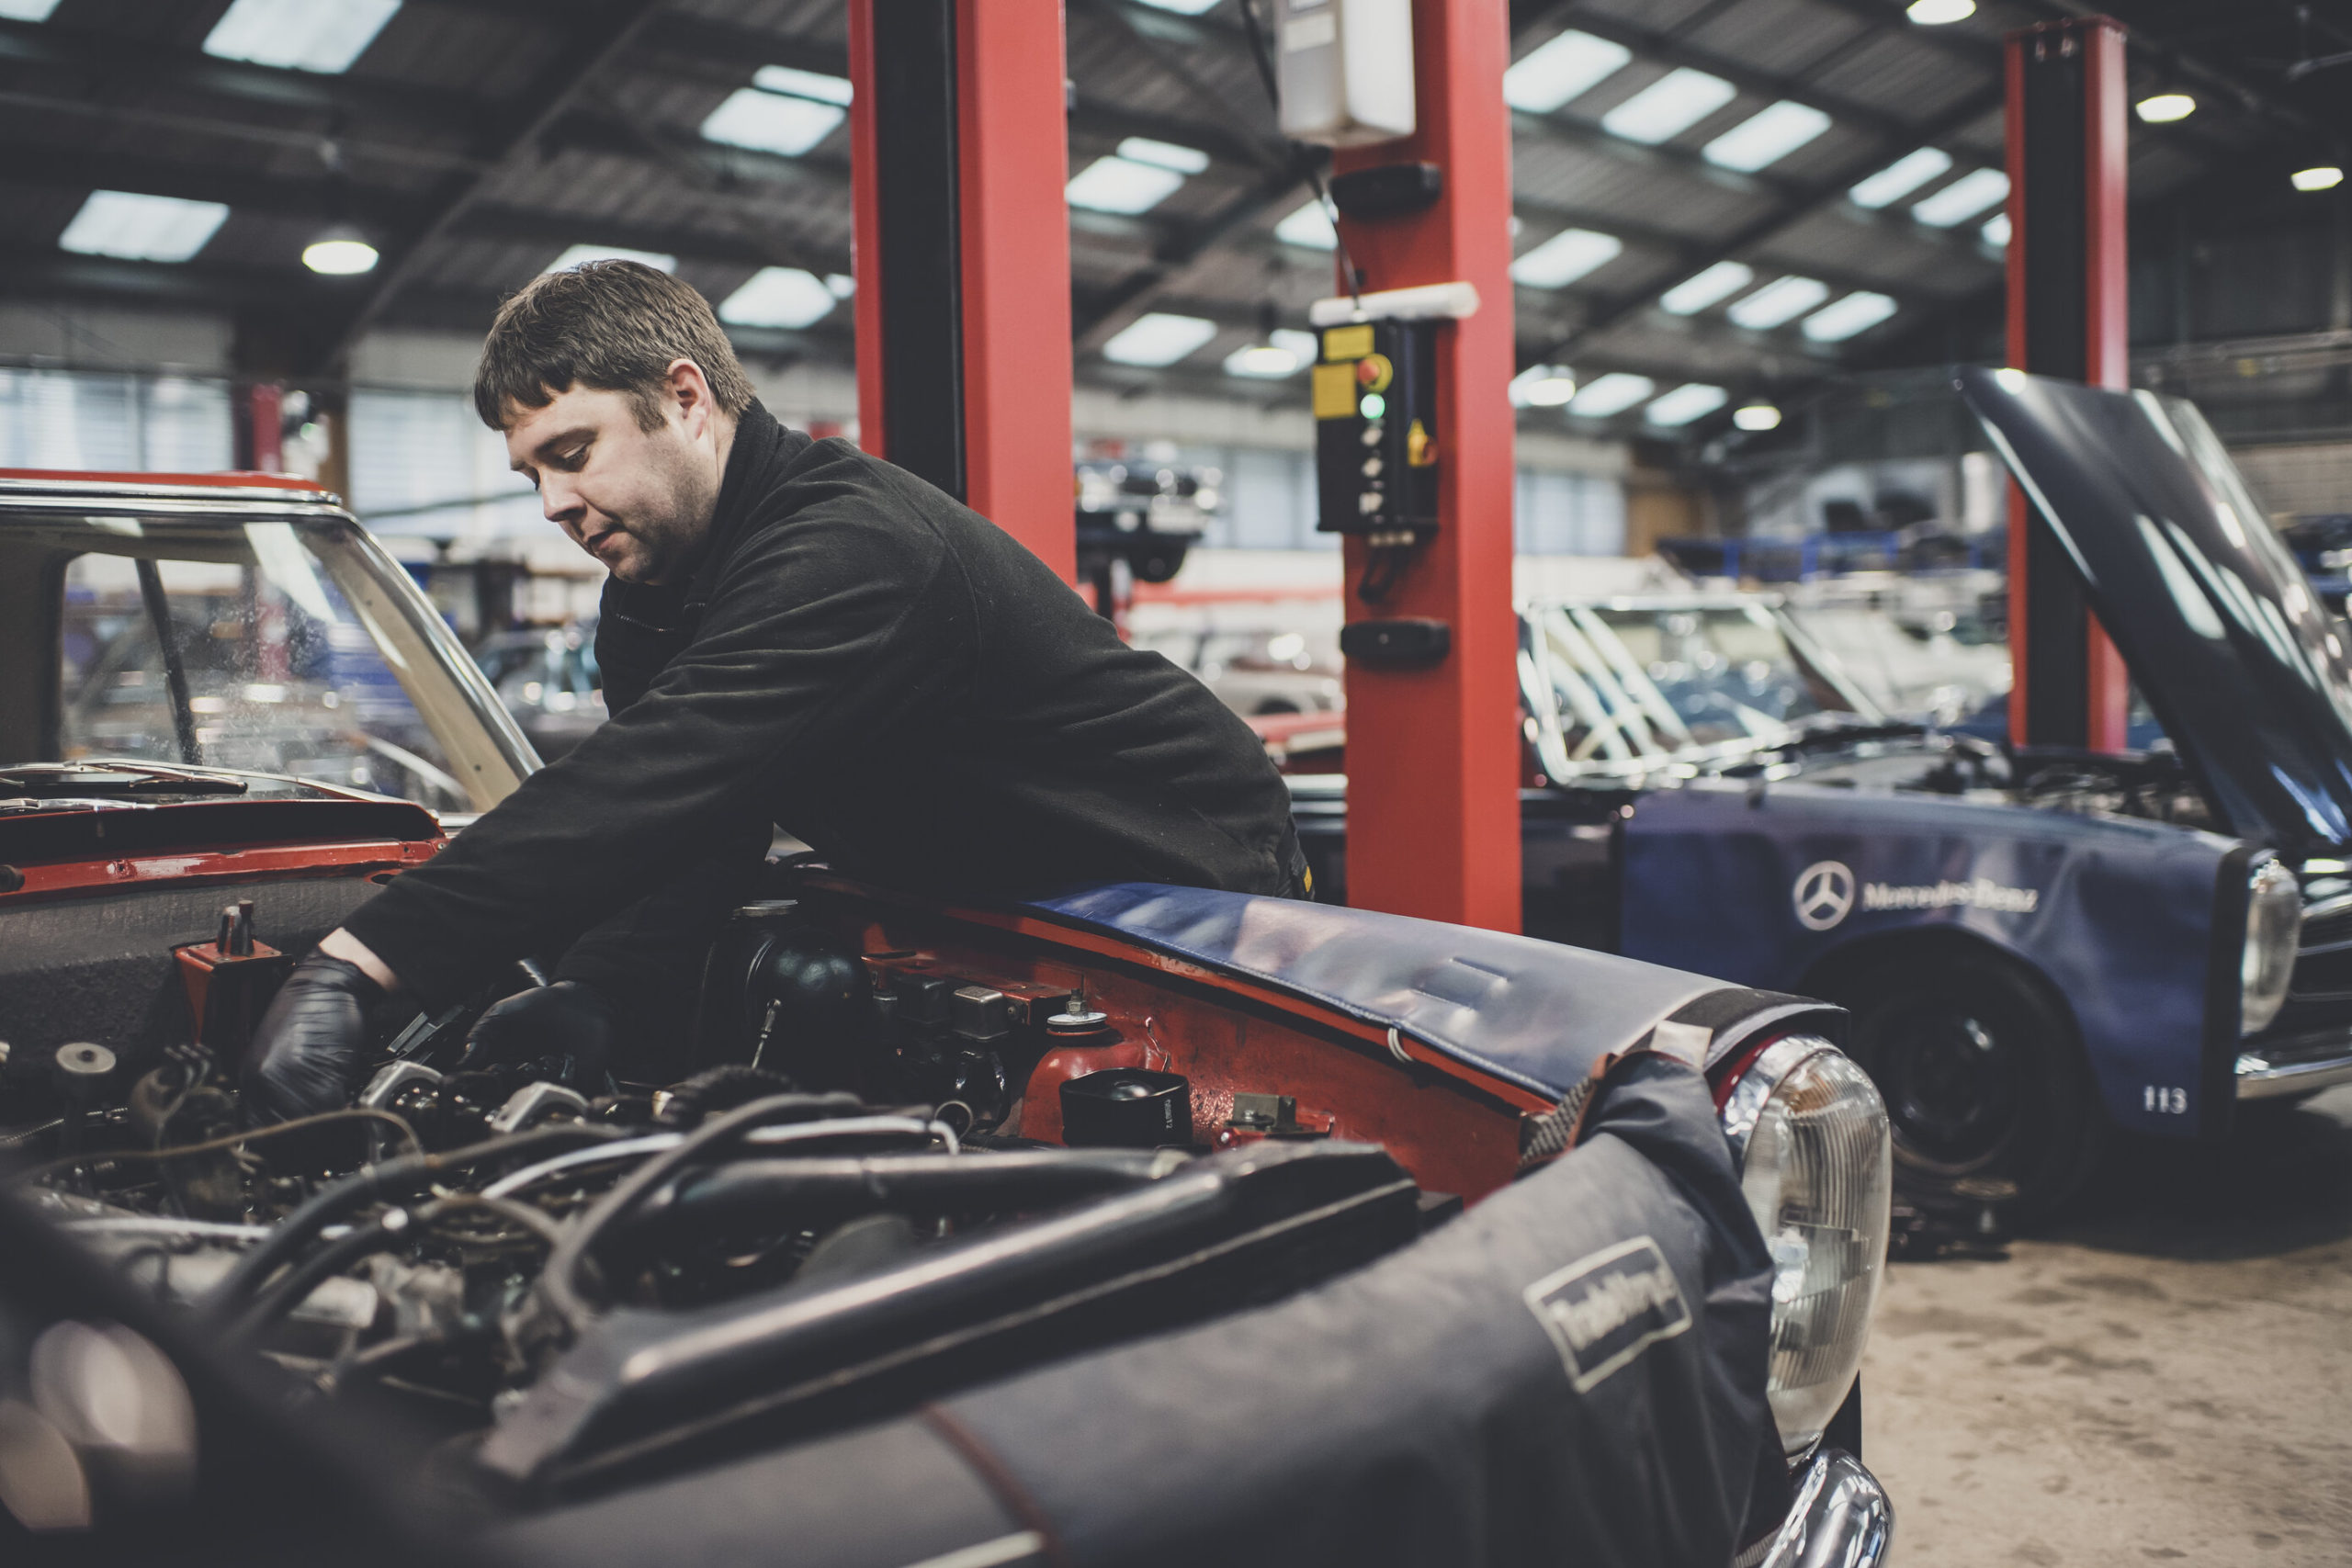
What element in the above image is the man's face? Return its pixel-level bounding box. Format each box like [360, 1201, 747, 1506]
[505, 380, 723, 585]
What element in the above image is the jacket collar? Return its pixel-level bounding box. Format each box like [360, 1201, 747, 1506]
[683, 400, 807, 610]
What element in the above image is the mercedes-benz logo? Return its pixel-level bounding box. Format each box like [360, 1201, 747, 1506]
[1793, 860, 1856, 931]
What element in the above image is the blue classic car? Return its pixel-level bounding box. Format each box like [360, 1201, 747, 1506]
[1299, 368, 2348, 1214]
[0, 472, 1890, 1565]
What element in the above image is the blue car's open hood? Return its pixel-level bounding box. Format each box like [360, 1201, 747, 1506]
[1961, 366, 2352, 855]
[1026, 883, 1833, 1100]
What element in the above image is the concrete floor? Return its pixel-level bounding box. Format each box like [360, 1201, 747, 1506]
[1862, 1083, 2352, 1565]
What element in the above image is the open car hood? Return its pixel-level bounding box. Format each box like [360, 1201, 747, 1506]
[1960, 366, 2352, 855]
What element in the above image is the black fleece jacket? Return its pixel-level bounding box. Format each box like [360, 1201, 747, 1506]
[345, 403, 1297, 1010]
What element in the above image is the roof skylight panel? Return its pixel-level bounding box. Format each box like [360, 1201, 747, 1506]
[1129, 0, 1221, 12]
[1910, 168, 2009, 227]
[202, 0, 400, 74]
[1981, 212, 2010, 248]
[1566, 373, 1656, 418]
[1504, 29, 1632, 114]
[1658, 261, 1755, 315]
[0, 0, 62, 20]
[718, 267, 840, 331]
[1848, 147, 1951, 209]
[1802, 291, 1898, 343]
[1117, 137, 1210, 174]
[548, 245, 676, 273]
[1224, 329, 1319, 379]
[1102, 312, 1218, 367]
[1702, 101, 1832, 173]
[1067, 156, 1187, 214]
[1600, 68, 1736, 145]
[701, 68, 854, 158]
[1273, 199, 1337, 250]
[1645, 383, 1727, 426]
[1510, 228, 1623, 289]
[1725, 275, 1829, 329]
[58, 192, 229, 264]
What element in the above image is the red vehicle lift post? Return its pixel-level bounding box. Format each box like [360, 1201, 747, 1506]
[846, 0, 1075, 580]
[1329, 0, 1520, 931]
[2005, 17, 2132, 752]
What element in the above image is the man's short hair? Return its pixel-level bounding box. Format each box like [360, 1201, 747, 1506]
[473, 260, 755, 432]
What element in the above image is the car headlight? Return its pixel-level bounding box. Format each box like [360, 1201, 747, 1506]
[2243, 857, 2302, 1035]
[1720, 1036, 1893, 1456]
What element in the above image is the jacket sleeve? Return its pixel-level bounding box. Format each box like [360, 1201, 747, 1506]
[345, 507, 956, 1010]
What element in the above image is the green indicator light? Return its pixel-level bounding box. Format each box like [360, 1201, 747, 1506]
[1359, 392, 1385, 420]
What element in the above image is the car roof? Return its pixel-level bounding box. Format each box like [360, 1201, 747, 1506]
[0, 470, 337, 507]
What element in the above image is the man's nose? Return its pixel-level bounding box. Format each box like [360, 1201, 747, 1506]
[540, 477, 585, 531]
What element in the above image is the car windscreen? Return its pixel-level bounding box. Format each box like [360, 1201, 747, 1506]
[4, 513, 534, 812]
[1521, 602, 1858, 777]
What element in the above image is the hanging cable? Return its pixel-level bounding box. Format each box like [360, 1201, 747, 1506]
[1236, 0, 1365, 310]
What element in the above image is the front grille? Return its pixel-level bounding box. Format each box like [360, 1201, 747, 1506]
[2301, 899, 2352, 953]
[2290, 947, 2352, 1001]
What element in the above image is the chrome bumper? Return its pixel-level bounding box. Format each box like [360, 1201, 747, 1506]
[2235, 1031, 2352, 1100]
[1744, 1450, 1894, 1568]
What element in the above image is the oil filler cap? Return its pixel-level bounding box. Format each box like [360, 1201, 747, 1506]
[1061, 1068, 1192, 1149]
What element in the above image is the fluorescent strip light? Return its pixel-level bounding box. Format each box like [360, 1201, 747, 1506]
[2293, 165, 2345, 192]
[1981, 212, 2010, 248]
[1702, 101, 1832, 173]
[1906, 0, 1974, 21]
[1504, 29, 1631, 113]
[2135, 93, 2195, 124]
[1600, 68, 1736, 145]
[1848, 147, 1951, 209]
[1509, 365, 1577, 407]
[58, 191, 229, 264]
[1733, 401, 1782, 432]
[718, 267, 839, 330]
[204, 0, 399, 73]
[1274, 199, 1336, 250]
[1068, 155, 1186, 214]
[0, 0, 62, 19]
[1726, 275, 1829, 330]
[1911, 167, 2010, 227]
[824, 273, 856, 297]
[1102, 312, 1218, 367]
[1658, 260, 1755, 315]
[1224, 329, 1319, 379]
[701, 88, 846, 157]
[1567, 373, 1656, 418]
[548, 245, 676, 274]
[1645, 383, 1727, 426]
[1510, 227, 1623, 288]
[1129, 0, 1220, 11]
[1117, 136, 1209, 175]
[1801, 291, 1898, 343]
[751, 65, 852, 105]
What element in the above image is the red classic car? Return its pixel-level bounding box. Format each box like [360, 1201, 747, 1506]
[0, 472, 1892, 1568]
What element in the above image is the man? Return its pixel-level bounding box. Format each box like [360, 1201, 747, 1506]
[246, 261, 1302, 1118]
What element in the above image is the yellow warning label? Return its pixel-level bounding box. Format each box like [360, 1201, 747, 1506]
[1322, 324, 1374, 362]
[1407, 419, 1436, 467]
[1312, 362, 1359, 420]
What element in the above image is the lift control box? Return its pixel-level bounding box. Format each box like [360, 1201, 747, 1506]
[1313, 317, 1438, 543]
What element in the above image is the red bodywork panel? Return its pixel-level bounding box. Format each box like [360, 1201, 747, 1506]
[3, 837, 441, 902]
[0, 468, 326, 491]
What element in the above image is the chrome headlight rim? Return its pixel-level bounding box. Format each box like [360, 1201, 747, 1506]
[1717, 1033, 1894, 1459]
[2242, 855, 2302, 1036]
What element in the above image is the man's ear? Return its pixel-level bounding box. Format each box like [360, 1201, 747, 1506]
[665, 358, 715, 434]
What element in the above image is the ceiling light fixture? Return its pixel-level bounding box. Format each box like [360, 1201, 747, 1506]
[1645, 383, 1728, 427]
[1509, 365, 1578, 407]
[1905, 0, 1975, 23]
[718, 266, 839, 330]
[2293, 165, 2346, 192]
[1600, 67, 1737, 145]
[1116, 136, 1209, 174]
[1733, 400, 1783, 432]
[1849, 147, 1952, 209]
[547, 244, 676, 274]
[1102, 312, 1218, 367]
[1910, 167, 2009, 226]
[1659, 261, 1756, 315]
[1273, 199, 1337, 251]
[1128, 0, 1220, 12]
[301, 226, 378, 275]
[1726, 275, 1830, 330]
[57, 191, 229, 264]
[1510, 227, 1623, 288]
[1981, 212, 2011, 248]
[203, 0, 400, 73]
[1225, 329, 1318, 379]
[1702, 101, 1833, 173]
[752, 65, 852, 105]
[700, 67, 852, 158]
[1801, 291, 1898, 343]
[1566, 372, 1656, 418]
[2135, 93, 2196, 124]
[1067, 155, 1188, 214]
[1503, 29, 1631, 114]
[0, 0, 63, 19]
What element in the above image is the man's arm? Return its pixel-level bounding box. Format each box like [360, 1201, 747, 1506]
[319, 927, 398, 990]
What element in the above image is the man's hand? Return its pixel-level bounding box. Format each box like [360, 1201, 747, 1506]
[243, 953, 386, 1122]
[464, 981, 620, 1092]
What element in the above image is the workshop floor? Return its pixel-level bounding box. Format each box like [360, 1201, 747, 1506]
[1863, 1083, 2352, 1566]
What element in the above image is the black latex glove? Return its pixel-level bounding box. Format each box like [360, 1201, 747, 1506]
[243, 953, 384, 1122]
[463, 981, 618, 1092]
